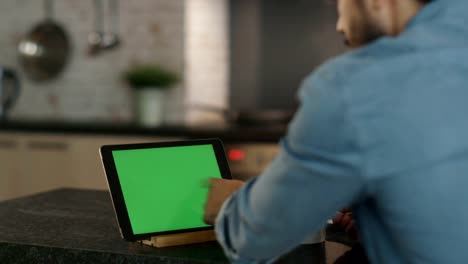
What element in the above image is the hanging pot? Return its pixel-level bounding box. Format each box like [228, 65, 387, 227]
[18, 0, 71, 82]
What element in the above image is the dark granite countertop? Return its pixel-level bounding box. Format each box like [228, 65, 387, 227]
[0, 189, 332, 264]
[0, 121, 287, 143]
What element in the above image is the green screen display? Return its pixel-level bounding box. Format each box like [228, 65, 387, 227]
[112, 144, 222, 235]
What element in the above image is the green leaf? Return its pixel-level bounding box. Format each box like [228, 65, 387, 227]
[124, 65, 180, 89]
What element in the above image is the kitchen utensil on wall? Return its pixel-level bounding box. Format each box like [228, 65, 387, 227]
[87, 0, 106, 55]
[103, 0, 120, 49]
[0, 67, 21, 121]
[88, 0, 120, 56]
[18, 0, 71, 82]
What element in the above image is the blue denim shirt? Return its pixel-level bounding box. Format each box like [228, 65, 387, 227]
[215, 1, 468, 263]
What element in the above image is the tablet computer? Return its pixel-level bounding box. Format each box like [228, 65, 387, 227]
[100, 138, 231, 241]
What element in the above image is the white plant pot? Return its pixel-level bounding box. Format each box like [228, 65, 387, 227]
[136, 88, 166, 127]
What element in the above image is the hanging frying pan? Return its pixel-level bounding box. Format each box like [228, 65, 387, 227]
[18, 0, 71, 82]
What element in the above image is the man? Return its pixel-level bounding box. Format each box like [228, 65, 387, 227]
[204, 0, 468, 263]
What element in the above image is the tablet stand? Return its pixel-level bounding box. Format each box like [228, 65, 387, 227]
[139, 230, 216, 248]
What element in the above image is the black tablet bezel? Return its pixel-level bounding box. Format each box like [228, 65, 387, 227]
[100, 138, 232, 241]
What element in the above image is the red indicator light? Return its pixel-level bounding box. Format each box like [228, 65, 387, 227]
[228, 149, 245, 161]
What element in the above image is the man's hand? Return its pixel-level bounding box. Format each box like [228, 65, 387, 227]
[332, 209, 358, 240]
[203, 178, 245, 225]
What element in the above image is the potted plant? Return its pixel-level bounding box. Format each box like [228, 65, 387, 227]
[124, 64, 179, 127]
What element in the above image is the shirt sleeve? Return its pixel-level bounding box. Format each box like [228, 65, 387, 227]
[215, 68, 367, 263]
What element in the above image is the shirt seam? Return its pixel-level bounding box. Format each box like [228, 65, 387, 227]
[337, 70, 372, 197]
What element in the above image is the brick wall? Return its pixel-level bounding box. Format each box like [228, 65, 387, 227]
[0, 0, 227, 124]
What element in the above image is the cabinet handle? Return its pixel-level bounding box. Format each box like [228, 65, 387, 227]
[0, 140, 18, 150]
[27, 141, 69, 151]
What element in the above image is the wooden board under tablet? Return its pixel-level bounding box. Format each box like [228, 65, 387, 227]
[139, 230, 216, 248]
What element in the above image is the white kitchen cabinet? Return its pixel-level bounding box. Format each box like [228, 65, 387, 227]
[18, 134, 72, 198]
[0, 134, 22, 201]
[0, 132, 184, 201]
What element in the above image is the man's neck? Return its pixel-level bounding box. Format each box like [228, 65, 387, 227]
[392, 0, 426, 35]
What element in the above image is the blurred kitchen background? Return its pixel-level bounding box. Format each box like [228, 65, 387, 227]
[0, 0, 347, 201]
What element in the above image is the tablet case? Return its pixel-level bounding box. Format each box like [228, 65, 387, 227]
[101, 139, 230, 245]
